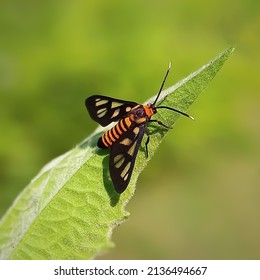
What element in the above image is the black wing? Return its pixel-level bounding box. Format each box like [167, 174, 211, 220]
[85, 95, 138, 127]
[109, 124, 145, 193]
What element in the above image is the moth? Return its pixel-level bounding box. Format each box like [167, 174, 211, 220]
[85, 63, 193, 193]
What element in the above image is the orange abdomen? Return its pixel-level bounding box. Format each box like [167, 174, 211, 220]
[98, 116, 133, 148]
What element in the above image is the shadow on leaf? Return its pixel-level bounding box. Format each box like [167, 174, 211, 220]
[99, 151, 120, 207]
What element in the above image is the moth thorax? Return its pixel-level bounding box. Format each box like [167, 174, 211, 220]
[144, 104, 156, 118]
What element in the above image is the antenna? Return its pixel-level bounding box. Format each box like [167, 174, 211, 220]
[152, 62, 172, 105]
[156, 105, 194, 120]
[154, 62, 194, 120]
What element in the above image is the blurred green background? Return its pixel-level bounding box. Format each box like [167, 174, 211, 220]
[0, 0, 259, 259]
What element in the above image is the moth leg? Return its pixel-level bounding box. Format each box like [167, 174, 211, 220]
[145, 135, 150, 158]
[149, 119, 172, 129]
[144, 127, 150, 158]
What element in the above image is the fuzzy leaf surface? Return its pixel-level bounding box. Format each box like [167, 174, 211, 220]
[0, 47, 234, 259]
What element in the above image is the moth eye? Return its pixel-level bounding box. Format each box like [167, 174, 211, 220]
[97, 108, 108, 118]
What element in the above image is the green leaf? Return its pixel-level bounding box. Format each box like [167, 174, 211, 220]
[0, 47, 234, 259]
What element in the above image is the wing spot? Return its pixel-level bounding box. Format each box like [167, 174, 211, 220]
[111, 108, 120, 118]
[111, 102, 123, 108]
[127, 140, 137, 156]
[114, 154, 124, 164]
[97, 108, 107, 118]
[121, 162, 131, 179]
[123, 173, 129, 181]
[126, 107, 132, 112]
[96, 99, 109, 106]
[114, 156, 125, 169]
[133, 127, 140, 134]
[120, 138, 132, 146]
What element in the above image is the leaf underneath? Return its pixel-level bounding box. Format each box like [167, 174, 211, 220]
[0, 47, 235, 259]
